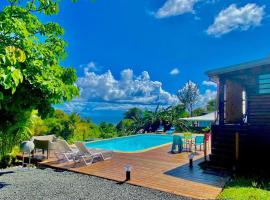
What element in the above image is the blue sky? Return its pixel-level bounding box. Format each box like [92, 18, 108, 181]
[38, 0, 270, 123]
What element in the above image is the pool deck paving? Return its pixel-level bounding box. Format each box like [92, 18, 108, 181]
[39, 144, 229, 200]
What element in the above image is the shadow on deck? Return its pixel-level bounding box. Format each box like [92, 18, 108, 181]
[164, 158, 230, 187]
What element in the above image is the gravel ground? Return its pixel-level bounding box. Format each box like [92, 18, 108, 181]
[0, 167, 196, 200]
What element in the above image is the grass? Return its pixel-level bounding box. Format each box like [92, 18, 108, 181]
[218, 177, 270, 200]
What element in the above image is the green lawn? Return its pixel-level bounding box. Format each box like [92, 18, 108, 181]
[218, 178, 270, 200]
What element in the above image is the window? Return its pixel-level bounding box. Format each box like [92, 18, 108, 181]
[258, 74, 270, 94]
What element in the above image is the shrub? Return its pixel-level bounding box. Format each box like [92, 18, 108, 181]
[0, 154, 16, 169]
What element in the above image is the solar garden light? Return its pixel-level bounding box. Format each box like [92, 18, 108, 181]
[124, 165, 132, 181]
[189, 153, 194, 168]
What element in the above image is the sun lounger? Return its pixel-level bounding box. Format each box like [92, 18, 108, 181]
[54, 139, 79, 162]
[165, 127, 175, 135]
[156, 126, 164, 133]
[74, 141, 113, 165]
[165, 130, 174, 135]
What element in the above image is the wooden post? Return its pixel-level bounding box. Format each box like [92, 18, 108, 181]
[204, 139, 207, 161]
[235, 132, 239, 161]
[219, 78, 225, 125]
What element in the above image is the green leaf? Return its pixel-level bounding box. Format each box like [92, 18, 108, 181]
[0, 92, 3, 100]
[15, 49, 26, 63]
[11, 69, 23, 86]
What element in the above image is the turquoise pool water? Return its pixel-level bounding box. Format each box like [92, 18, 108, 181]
[85, 134, 173, 153]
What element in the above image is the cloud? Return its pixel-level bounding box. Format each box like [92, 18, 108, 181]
[197, 89, 217, 107]
[170, 68, 180, 75]
[202, 80, 217, 87]
[207, 3, 265, 37]
[79, 68, 178, 104]
[155, 0, 199, 18]
[80, 61, 100, 74]
[56, 101, 157, 113]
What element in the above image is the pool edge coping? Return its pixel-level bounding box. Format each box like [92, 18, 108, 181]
[84, 134, 173, 154]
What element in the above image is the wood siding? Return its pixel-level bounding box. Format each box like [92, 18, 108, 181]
[210, 125, 270, 169]
[248, 94, 270, 124]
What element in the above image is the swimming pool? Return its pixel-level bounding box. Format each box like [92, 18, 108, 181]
[85, 134, 173, 153]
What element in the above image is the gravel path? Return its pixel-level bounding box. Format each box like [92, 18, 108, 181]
[0, 167, 196, 200]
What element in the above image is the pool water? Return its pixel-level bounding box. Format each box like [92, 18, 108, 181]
[85, 134, 173, 153]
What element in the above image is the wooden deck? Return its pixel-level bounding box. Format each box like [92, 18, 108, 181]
[39, 144, 229, 199]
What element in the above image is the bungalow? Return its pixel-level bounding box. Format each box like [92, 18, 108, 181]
[206, 57, 270, 170]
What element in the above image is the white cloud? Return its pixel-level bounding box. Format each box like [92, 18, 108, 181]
[207, 3, 265, 37]
[202, 80, 217, 87]
[75, 68, 178, 107]
[197, 89, 217, 107]
[155, 0, 199, 18]
[170, 68, 180, 75]
[81, 61, 99, 74]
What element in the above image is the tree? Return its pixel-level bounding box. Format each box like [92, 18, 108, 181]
[124, 107, 143, 120]
[31, 109, 102, 143]
[116, 119, 135, 135]
[206, 99, 216, 112]
[0, 0, 79, 159]
[159, 105, 189, 131]
[177, 81, 200, 116]
[99, 122, 117, 138]
[192, 107, 206, 116]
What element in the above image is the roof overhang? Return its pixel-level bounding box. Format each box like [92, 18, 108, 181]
[205, 58, 270, 80]
[179, 112, 216, 122]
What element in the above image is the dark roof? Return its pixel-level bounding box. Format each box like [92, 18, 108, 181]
[206, 57, 270, 77]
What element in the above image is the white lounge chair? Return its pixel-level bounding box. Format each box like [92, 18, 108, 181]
[74, 141, 113, 165]
[54, 140, 79, 162]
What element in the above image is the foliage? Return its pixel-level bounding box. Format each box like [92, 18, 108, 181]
[0, 154, 16, 169]
[206, 99, 216, 112]
[218, 177, 270, 200]
[116, 105, 190, 134]
[99, 122, 118, 138]
[124, 107, 143, 120]
[158, 105, 189, 131]
[0, 110, 35, 159]
[202, 127, 210, 133]
[177, 81, 200, 116]
[116, 119, 135, 135]
[31, 110, 102, 143]
[0, 1, 79, 159]
[192, 107, 206, 117]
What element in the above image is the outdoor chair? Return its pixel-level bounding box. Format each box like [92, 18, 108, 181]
[183, 132, 193, 152]
[32, 135, 58, 159]
[74, 141, 113, 165]
[54, 139, 79, 162]
[171, 135, 183, 153]
[156, 126, 164, 133]
[165, 127, 176, 135]
[194, 135, 205, 152]
[165, 130, 174, 135]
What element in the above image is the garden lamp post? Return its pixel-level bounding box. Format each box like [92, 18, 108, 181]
[189, 153, 194, 168]
[124, 165, 132, 181]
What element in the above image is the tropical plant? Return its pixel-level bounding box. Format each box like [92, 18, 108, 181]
[0, 111, 35, 160]
[30, 109, 102, 143]
[0, 0, 79, 160]
[206, 99, 216, 112]
[99, 122, 117, 138]
[192, 107, 206, 116]
[159, 105, 189, 132]
[177, 81, 200, 116]
[124, 107, 143, 120]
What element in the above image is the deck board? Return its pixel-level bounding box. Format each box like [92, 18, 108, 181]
[40, 144, 229, 199]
